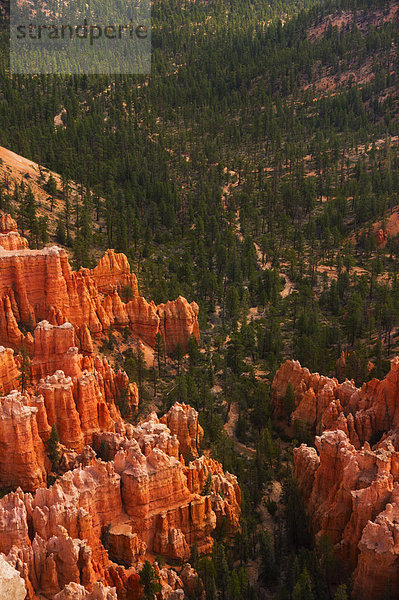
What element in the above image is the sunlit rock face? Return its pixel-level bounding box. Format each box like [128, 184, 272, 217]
[0, 406, 240, 598]
[287, 358, 399, 600]
[0, 555, 26, 600]
[0, 214, 199, 352]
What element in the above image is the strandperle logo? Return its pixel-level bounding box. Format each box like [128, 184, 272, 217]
[15, 20, 149, 45]
[10, 0, 151, 74]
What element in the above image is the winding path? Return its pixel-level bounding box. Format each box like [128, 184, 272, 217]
[223, 402, 256, 457]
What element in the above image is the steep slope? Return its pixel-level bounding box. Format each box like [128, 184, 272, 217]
[274, 360, 399, 599]
[0, 407, 240, 599]
[0, 214, 199, 352]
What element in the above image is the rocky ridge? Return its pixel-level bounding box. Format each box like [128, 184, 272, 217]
[274, 359, 399, 599]
[0, 215, 239, 598]
[0, 214, 199, 352]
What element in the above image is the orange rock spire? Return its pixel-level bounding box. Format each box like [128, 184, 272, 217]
[0, 213, 199, 353]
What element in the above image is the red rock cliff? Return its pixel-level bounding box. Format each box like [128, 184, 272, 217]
[0, 406, 240, 599]
[283, 358, 399, 600]
[0, 214, 199, 353]
[272, 357, 399, 447]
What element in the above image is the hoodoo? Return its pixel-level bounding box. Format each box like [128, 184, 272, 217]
[0, 215, 199, 352]
[275, 361, 399, 600]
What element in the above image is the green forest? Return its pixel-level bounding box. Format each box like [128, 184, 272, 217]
[0, 0, 398, 596]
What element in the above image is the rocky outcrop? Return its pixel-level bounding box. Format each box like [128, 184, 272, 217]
[0, 346, 20, 394]
[157, 297, 200, 353]
[0, 214, 28, 251]
[272, 357, 399, 447]
[0, 554, 26, 599]
[90, 249, 138, 297]
[0, 391, 47, 491]
[185, 456, 241, 533]
[0, 320, 138, 488]
[125, 295, 199, 351]
[37, 372, 85, 451]
[0, 214, 199, 353]
[277, 357, 399, 599]
[31, 321, 83, 381]
[294, 419, 399, 599]
[0, 407, 240, 598]
[180, 563, 202, 598]
[0, 215, 215, 598]
[113, 441, 216, 557]
[0, 295, 25, 348]
[54, 582, 117, 600]
[0, 214, 18, 234]
[160, 402, 204, 457]
[353, 490, 399, 600]
[108, 523, 146, 565]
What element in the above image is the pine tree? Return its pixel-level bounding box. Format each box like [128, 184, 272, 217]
[202, 473, 212, 496]
[47, 424, 60, 472]
[19, 344, 31, 393]
[174, 342, 183, 376]
[154, 332, 164, 376]
[284, 382, 295, 422]
[333, 584, 349, 600]
[46, 174, 57, 211]
[189, 542, 199, 570]
[139, 561, 161, 600]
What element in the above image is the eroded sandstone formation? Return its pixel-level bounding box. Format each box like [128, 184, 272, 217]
[0, 345, 20, 394]
[294, 429, 399, 599]
[54, 582, 117, 600]
[282, 359, 399, 600]
[160, 402, 204, 457]
[272, 357, 399, 447]
[0, 214, 29, 251]
[0, 391, 47, 491]
[0, 554, 26, 599]
[0, 214, 231, 599]
[0, 319, 138, 489]
[0, 316, 237, 598]
[0, 409, 240, 599]
[0, 214, 199, 352]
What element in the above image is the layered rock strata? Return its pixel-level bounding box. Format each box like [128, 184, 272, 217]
[0, 408, 240, 599]
[0, 214, 199, 352]
[294, 429, 399, 600]
[272, 357, 399, 447]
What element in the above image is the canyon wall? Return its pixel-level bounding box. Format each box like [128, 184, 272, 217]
[274, 359, 399, 599]
[0, 407, 240, 599]
[0, 214, 199, 353]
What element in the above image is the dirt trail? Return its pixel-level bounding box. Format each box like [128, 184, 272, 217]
[255, 245, 294, 298]
[222, 168, 239, 208]
[223, 402, 256, 457]
[232, 203, 294, 298]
